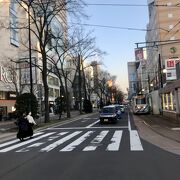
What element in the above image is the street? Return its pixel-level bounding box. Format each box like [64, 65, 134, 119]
[0, 111, 180, 180]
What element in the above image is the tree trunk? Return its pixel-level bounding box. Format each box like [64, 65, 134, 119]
[42, 53, 49, 123]
[65, 78, 71, 118]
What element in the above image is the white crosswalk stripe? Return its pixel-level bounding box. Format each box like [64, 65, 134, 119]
[0, 132, 55, 153]
[0, 130, 143, 153]
[83, 130, 109, 151]
[60, 131, 94, 152]
[106, 130, 123, 151]
[40, 131, 82, 152]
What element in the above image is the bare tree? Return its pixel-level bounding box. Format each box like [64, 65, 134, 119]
[15, 0, 86, 122]
[68, 28, 106, 113]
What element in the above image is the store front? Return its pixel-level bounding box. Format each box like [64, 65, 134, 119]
[159, 79, 180, 123]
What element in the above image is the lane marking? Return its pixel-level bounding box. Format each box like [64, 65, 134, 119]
[0, 132, 55, 153]
[128, 112, 143, 151]
[106, 130, 123, 151]
[130, 130, 143, 151]
[40, 131, 82, 152]
[85, 120, 100, 128]
[83, 130, 109, 151]
[128, 113, 131, 131]
[60, 131, 94, 152]
[0, 132, 44, 149]
[47, 126, 128, 130]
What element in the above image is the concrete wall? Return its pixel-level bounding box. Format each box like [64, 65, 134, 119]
[150, 90, 160, 114]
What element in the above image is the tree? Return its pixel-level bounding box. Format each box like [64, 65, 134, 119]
[15, 0, 87, 122]
[15, 93, 38, 118]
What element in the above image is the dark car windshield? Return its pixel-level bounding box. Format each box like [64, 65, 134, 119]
[102, 107, 115, 113]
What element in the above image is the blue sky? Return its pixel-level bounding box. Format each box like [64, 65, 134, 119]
[82, 0, 149, 92]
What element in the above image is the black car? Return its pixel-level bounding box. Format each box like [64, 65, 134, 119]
[99, 105, 119, 124]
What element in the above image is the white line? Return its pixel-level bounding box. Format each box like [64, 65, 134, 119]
[0, 132, 55, 153]
[171, 127, 180, 131]
[47, 126, 128, 130]
[60, 131, 94, 152]
[40, 131, 82, 152]
[130, 130, 143, 151]
[0, 132, 44, 149]
[83, 130, 109, 151]
[86, 120, 100, 128]
[106, 130, 123, 151]
[128, 113, 131, 131]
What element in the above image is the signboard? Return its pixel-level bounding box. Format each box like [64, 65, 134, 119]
[165, 58, 179, 81]
[135, 48, 144, 61]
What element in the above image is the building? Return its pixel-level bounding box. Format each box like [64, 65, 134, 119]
[0, 1, 67, 119]
[146, 0, 180, 119]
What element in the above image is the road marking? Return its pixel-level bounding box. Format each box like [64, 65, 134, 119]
[40, 131, 82, 152]
[47, 126, 128, 130]
[83, 130, 109, 151]
[128, 112, 143, 151]
[106, 130, 123, 151]
[85, 120, 100, 128]
[60, 131, 94, 152]
[0, 132, 55, 153]
[0, 132, 44, 149]
[128, 113, 131, 131]
[130, 130, 143, 151]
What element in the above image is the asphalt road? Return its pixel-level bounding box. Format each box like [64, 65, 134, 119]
[0, 111, 180, 180]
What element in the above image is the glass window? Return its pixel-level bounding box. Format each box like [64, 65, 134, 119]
[49, 88, 54, 97]
[9, 0, 19, 46]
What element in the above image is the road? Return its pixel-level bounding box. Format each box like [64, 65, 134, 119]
[0, 110, 180, 180]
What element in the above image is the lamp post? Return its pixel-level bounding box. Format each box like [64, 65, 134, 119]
[28, 0, 33, 94]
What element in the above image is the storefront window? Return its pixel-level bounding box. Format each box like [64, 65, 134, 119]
[162, 92, 175, 111]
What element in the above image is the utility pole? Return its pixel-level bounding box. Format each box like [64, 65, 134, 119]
[158, 54, 163, 88]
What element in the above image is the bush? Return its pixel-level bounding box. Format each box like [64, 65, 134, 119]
[15, 93, 38, 117]
[83, 99, 92, 113]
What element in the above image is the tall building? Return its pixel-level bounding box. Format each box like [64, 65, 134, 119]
[146, 0, 180, 119]
[0, 1, 67, 119]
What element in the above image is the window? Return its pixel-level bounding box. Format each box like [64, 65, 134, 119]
[49, 88, 54, 97]
[9, 0, 19, 46]
[168, 13, 173, 18]
[162, 92, 175, 111]
[169, 24, 174, 30]
[170, 36, 175, 40]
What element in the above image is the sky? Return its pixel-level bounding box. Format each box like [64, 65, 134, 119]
[80, 0, 149, 92]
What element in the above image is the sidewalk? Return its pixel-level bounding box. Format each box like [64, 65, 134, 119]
[0, 109, 99, 143]
[135, 113, 180, 143]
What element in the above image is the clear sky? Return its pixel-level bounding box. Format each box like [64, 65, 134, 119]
[81, 0, 149, 93]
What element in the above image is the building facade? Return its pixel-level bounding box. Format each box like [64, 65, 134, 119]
[146, 0, 180, 119]
[0, 0, 67, 119]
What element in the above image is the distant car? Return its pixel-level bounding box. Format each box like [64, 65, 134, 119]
[113, 104, 122, 118]
[120, 105, 125, 113]
[99, 105, 121, 124]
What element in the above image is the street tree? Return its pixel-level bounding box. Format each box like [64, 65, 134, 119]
[15, 0, 86, 122]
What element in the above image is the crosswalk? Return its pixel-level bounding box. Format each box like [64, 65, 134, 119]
[0, 129, 143, 153]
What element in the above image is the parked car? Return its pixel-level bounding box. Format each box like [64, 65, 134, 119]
[99, 105, 120, 124]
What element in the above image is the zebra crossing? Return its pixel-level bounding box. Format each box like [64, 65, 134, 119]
[0, 129, 143, 153]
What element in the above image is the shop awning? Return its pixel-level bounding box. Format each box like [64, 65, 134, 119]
[159, 79, 180, 94]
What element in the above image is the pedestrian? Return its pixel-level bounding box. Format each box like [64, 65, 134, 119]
[26, 112, 36, 125]
[16, 112, 29, 141]
[26, 112, 36, 138]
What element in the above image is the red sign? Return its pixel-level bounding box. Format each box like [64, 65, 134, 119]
[166, 60, 175, 68]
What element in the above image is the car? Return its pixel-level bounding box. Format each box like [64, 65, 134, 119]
[99, 105, 121, 124]
[113, 104, 122, 118]
[119, 105, 125, 113]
